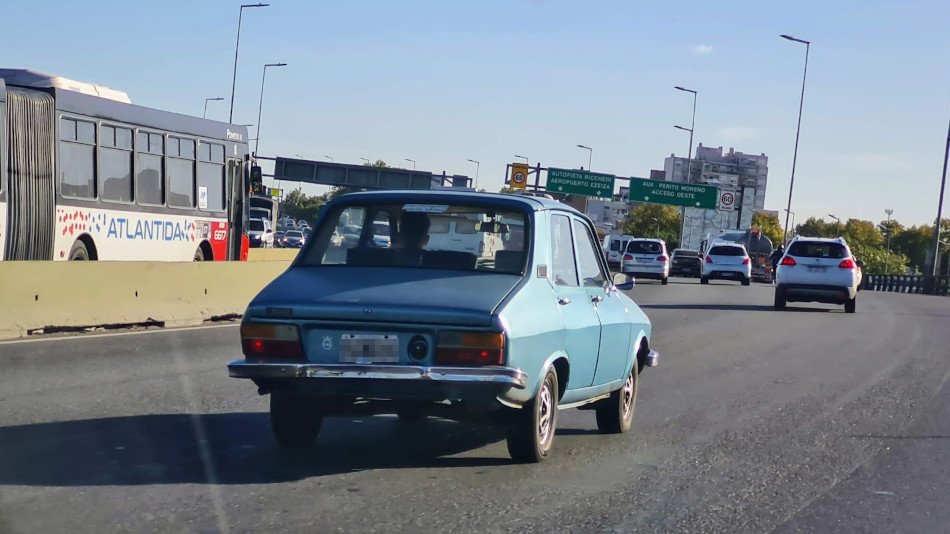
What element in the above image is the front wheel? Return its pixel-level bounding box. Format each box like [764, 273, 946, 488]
[700, 276, 709, 285]
[596, 365, 638, 434]
[506, 367, 558, 463]
[774, 289, 787, 310]
[270, 393, 323, 449]
[68, 240, 90, 261]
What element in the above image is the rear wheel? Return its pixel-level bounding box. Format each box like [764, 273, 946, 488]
[193, 247, 205, 262]
[596, 365, 638, 434]
[741, 277, 751, 286]
[661, 276, 669, 286]
[506, 367, 558, 463]
[270, 393, 323, 449]
[845, 295, 856, 313]
[68, 240, 90, 261]
[700, 276, 709, 285]
[774, 289, 787, 310]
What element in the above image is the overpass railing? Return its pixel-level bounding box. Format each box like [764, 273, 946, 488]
[861, 274, 950, 296]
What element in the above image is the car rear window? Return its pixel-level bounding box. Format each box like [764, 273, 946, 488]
[673, 249, 699, 257]
[627, 241, 662, 254]
[609, 239, 622, 251]
[708, 246, 745, 256]
[788, 241, 848, 259]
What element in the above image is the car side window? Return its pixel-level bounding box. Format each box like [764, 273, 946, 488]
[572, 219, 606, 288]
[551, 214, 579, 287]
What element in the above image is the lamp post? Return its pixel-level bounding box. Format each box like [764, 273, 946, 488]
[203, 97, 224, 119]
[229, 3, 269, 123]
[324, 155, 334, 162]
[576, 144, 592, 170]
[652, 217, 660, 236]
[675, 85, 698, 248]
[404, 158, 416, 170]
[467, 159, 480, 189]
[780, 33, 811, 245]
[360, 157, 371, 165]
[254, 62, 287, 155]
[828, 214, 840, 236]
[929, 112, 950, 276]
[783, 209, 796, 241]
[884, 208, 894, 273]
[514, 154, 528, 164]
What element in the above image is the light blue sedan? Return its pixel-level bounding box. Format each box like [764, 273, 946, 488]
[229, 190, 658, 462]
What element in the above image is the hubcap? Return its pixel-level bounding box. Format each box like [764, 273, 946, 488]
[537, 380, 553, 444]
[621, 372, 635, 419]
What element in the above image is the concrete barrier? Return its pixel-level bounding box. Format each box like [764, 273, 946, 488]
[0, 261, 290, 340]
[247, 248, 300, 262]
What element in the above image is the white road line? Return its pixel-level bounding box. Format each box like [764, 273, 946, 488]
[0, 322, 239, 346]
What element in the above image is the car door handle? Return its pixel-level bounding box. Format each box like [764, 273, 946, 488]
[591, 295, 604, 304]
[558, 297, 571, 305]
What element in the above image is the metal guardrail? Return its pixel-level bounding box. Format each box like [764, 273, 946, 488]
[861, 274, 950, 296]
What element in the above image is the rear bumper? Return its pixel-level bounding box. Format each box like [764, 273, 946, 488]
[703, 268, 750, 280]
[778, 283, 856, 303]
[228, 360, 528, 405]
[622, 265, 669, 279]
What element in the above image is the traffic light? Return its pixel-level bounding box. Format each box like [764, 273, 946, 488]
[250, 165, 263, 193]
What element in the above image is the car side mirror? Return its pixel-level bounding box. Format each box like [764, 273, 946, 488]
[612, 272, 635, 291]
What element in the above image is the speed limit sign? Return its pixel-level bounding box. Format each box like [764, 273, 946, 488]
[719, 188, 736, 211]
[510, 163, 529, 190]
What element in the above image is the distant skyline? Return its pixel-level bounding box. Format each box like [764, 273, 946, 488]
[3, 0, 949, 226]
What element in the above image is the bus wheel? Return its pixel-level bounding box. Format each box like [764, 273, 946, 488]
[194, 247, 205, 262]
[68, 240, 90, 261]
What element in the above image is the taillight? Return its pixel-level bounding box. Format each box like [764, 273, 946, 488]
[705, 256, 714, 263]
[838, 258, 855, 269]
[435, 331, 505, 366]
[623, 254, 633, 261]
[241, 323, 303, 359]
[657, 255, 668, 262]
[742, 257, 750, 265]
[781, 256, 797, 266]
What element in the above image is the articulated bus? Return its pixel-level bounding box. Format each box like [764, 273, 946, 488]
[0, 68, 251, 261]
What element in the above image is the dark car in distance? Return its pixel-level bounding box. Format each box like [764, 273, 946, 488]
[670, 249, 702, 277]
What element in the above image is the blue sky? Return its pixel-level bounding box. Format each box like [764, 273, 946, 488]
[4, 0, 949, 226]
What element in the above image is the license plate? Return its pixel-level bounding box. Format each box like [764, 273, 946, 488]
[637, 257, 654, 263]
[340, 334, 399, 363]
[808, 266, 826, 273]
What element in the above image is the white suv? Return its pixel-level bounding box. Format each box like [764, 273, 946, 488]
[701, 243, 752, 286]
[774, 236, 860, 313]
[621, 238, 670, 285]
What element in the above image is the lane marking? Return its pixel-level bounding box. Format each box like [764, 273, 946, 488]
[0, 323, 239, 346]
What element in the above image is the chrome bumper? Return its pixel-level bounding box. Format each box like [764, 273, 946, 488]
[645, 350, 659, 367]
[228, 361, 528, 389]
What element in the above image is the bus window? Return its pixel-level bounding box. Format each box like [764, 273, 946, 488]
[167, 136, 195, 208]
[59, 117, 96, 199]
[99, 125, 133, 203]
[136, 132, 164, 206]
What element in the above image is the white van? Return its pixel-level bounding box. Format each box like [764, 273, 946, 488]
[602, 234, 633, 266]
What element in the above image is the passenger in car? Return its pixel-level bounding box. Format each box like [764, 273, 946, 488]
[394, 211, 430, 251]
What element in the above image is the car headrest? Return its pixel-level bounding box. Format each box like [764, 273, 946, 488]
[421, 250, 477, 270]
[494, 250, 524, 273]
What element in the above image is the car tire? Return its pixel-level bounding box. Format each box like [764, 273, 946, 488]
[270, 392, 323, 449]
[596, 364, 638, 434]
[700, 276, 709, 285]
[68, 240, 90, 261]
[774, 289, 787, 310]
[506, 367, 558, 463]
[741, 277, 751, 286]
[661, 276, 669, 286]
[845, 295, 856, 314]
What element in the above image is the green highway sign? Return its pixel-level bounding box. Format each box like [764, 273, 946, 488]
[628, 176, 718, 209]
[546, 168, 615, 199]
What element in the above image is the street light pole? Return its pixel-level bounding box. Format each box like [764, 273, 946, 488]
[203, 97, 224, 119]
[885, 208, 894, 273]
[783, 209, 796, 238]
[828, 214, 840, 236]
[229, 3, 269, 123]
[929, 112, 950, 276]
[324, 155, 334, 162]
[514, 154, 528, 164]
[467, 159, 480, 189]
[675, 86, 698, 248]
[405, 158, 416, 170]
[780, 34, 811, 245]
[254, 62, 287, 155]
[576, 144, 593, 170]
[360, 157, 371, 165]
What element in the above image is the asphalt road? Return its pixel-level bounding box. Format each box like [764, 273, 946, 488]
[1, 279, 949, 533]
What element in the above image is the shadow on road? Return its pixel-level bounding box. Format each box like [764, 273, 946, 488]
[0, 412, 510, 487]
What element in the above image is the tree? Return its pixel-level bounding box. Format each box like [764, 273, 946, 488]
[795, 217, 836, 238]
[279, 188, 325, 224]
[622, 203, 682, 249]
[751, 212, 783, 247]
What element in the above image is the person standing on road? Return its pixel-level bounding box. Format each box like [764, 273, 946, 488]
[770, 245, 785, 279]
